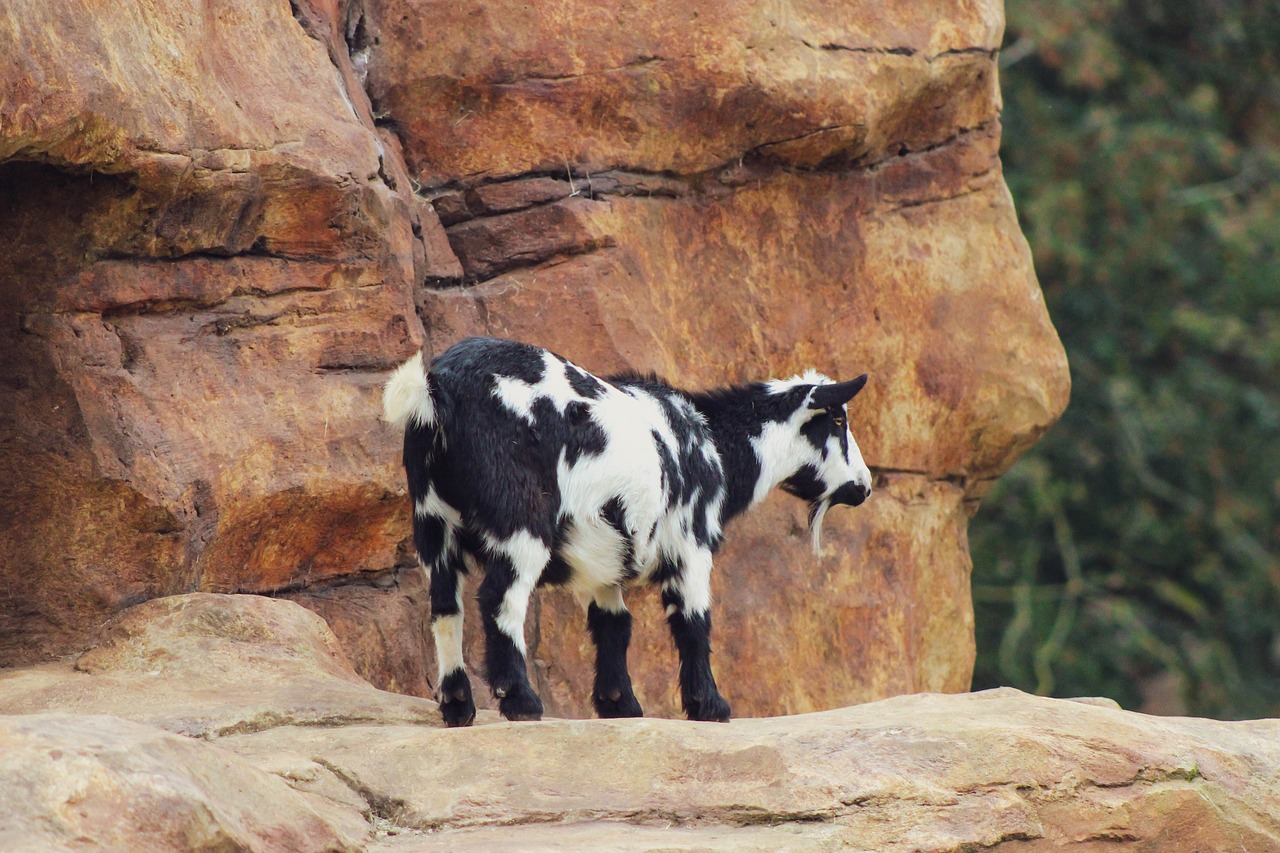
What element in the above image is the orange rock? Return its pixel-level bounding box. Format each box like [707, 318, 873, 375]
[0, 0, 1068, 722]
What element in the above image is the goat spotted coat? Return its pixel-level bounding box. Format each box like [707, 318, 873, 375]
[383, 336, 871, 726]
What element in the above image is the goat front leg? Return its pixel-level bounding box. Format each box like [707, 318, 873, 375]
[587, 586, 643, 719]
[477, 532, 549, 721]
[662, 553, 731, 722]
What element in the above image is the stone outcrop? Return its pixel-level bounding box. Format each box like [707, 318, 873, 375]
[0, 594, 440, 738]
[0, 0, 1069, 719]
[0, 0, 432, 667]
[3, 594, 1278, 852]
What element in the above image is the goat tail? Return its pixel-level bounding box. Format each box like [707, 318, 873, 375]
[382, 351, 436, 430]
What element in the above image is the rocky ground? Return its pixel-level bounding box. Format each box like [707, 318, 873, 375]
[3, 593, 1277, 852]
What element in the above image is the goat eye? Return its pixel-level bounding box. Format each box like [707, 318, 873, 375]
[832, 415, 846, 428]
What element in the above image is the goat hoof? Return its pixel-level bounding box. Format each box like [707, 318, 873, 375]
[594, 688, 643, 719]
[438, 671, 476, 727]
[686, 692, 731, 723]
[441, 698, 477, 727]
[498, 686, 544, 722]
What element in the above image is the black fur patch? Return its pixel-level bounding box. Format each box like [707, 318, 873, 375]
[600, 496, 637, 579]
[475, 553, 543, 720]
[662, 592, 731, 722]
[438, 669, 476, 727]
[563, 400, 608, 464]
[781, 463, 825, 503]
[799, 409, 835, 451]
[567, 364, 606, 398]
[413, 512, 446, 569]
[539, 516, 574, 587]
[428, 555, 463, 617]
[437, 335, 546, 384]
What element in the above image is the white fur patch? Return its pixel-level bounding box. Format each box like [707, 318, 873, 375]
[624, 387, 681, 455]
[703, 492, 725, 543]
[749, 406, 821, 506]
[484, 529, 553, 571]
[555, 385, 668, 585]
[494, 351, 583, 423]
[822, 429, 872, 498]
[485, 530, 552, 656]
[415, 488, 462, 527]
[416, 488, 463, 557]
[493, 376, 538, 423]
[765, 369, 832, 397]
[667, 548, 713, 616]
[560, 514, 631, 599]
[845, 426, 873, 494]
[592, 586, 628, 614]
[432, 576, 465, 677]
[433, 612, 465, 676]
[809, 499, 831, 555]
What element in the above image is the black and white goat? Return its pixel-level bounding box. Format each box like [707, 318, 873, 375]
[383, 336, 871, 726]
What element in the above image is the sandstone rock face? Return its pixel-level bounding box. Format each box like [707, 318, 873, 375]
[0, 0, 1069, 719]
[0, 0, 433, 667]
[2, 595, 1278, 852]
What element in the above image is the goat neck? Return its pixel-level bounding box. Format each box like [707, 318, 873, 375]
[686, 382, 806, 526]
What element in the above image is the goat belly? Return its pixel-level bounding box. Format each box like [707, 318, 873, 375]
[554, 444, 665, 592]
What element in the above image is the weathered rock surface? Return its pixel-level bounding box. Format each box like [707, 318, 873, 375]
[1, 594, 1277, 852]
[1, 0, 1070, 719]
[0, 714, 365, 852]
[0, 593, 446, 738]
[0, 0, 432, 668]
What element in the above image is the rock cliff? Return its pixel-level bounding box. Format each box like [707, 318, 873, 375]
[0, 0, 1069, 718]
[2, 594, 1277, 852]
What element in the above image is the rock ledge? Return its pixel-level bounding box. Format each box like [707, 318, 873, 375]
[2, 594, 1277, 852]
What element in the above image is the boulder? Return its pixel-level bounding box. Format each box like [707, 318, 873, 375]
[0, 0, 1070, 718]
[1, 594, 1277, 852]
[0, 593, 445, 738]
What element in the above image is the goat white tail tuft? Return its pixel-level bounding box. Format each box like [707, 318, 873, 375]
[382, 351, 435, 429]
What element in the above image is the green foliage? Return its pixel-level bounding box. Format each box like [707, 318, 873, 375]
[972, 0, 1280, 719]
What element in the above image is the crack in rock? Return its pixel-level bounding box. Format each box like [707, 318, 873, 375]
[808, 41, 999, 64]
[489, 55, 666, 86]
[314, 757, 415, 831]
[212, 711, 421, 739]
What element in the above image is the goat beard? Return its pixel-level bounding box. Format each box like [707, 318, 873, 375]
[808, 498, 831, 556]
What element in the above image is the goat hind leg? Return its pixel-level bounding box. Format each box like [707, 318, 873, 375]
[428, 550, 475, 728]
[414, 494, 476, 728]
[477, 534, 548, 721]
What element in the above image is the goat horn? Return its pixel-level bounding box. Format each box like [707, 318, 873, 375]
[808, 374, 868, 409]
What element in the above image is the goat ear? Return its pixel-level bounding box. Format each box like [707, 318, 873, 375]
[807, 374, 868, 409]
